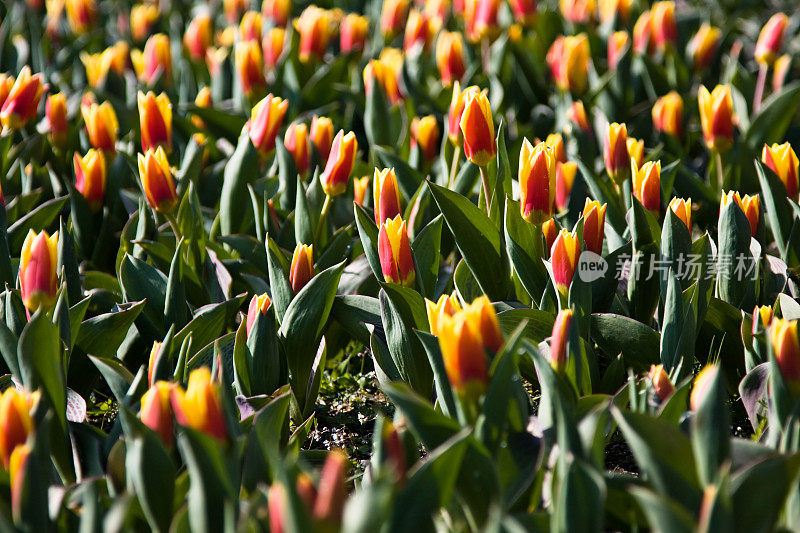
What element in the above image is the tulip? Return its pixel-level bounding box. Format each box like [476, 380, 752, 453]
[263, 0, 290, 26]
[240, 11, 263, 42]
[582, 199, 606, 255]
[137, 92, 172, 154]
[248, 94, 288, 156]
[82, 100, 119, 152]
[549, 309, 572, 374]
[184, 13, 213, 61]
[284, 123, 310, 176]
[652, 91, 683, 137]
[547, 34, 590, 94]
[295, 6, 331, 63]
[460, 90, 496, 167]
[66, 0, 96, 34]
[689, 364, 717, 410]
[543, 218, 559, 257]
[519, 138, 556, 225]
[668, 197, 692, 230]
[353, 176, 369, 207]
[465, 0, 501, 42]
[19, 230, 59, 312]
[373, 168, 402, 226]
[235, 40, 266, 97]
[633, 10, 654, 55]
[753, 305, 773, 335]
[509, 0, 537, 26]
[140, 381, 174, 447]
[755, 13, 788, 66]
[73, 149, 106, 211]
[436, 31, 466, 86]
[381, 0, 410, 37]
[461, 295, 503, 352]
[0, 67, 44, 130]
[567, 101, 591, 135]
[551, 229, 580, 294]
[411, 115, 440, 162]
[773, 54, 791, 93]
[45, 93, 68, 149]
[627, 137, 645, 168]
[224, 0, 248, 22]
[363, 49, 404, 105]
[340, 14, 369, 53]
[9, 444, 31, 521]
[698, 84, 735, 153]
[604, 122, 629, 185]
[171, 367, 228, 440]
[313, 450, 348, 526]
[290, 244, 314, 293]
[81, 42, 130, 87]
[762, 142, 799, 198]
[607, 31, 629, 72]
[555, 162, 577, 212]
[311, 116, 334, 162]
[648, 364, 674, 401]
[687, 23, 721, 70]
[247, 293, 272, 336]
[263, 28, 287, 69]
[132, 34, 172, 85]
[147, 341, 162, 387]
[404, 9, 432, 52]
[321, 130, 358, 197]
[559, 0, 595, 24]
[598, 0, 631, 23]
[131, 4, 160, 42]
[437, 314, 488, 393]
[192, 87, 213, 133]
[651, 1, 676, 51]
[138, 147, 178, 213]
[631, 159, 661, 214]
[378, 215, 415, 287]
[380, 420, 407, 480]
[720, 191, 759, 237]
[448, 82, 481, 145]
[543, 133, 564, 165]
[0, 389, 34, 468]
[426, 294, 462, 336]
[0, 74, 14, 111]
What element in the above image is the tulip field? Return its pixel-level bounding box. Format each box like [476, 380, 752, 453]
[4, 0, 800, 530]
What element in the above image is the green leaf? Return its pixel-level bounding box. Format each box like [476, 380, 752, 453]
[628, 487, 696, 533]
[76, 300, 146, 359]
[119, 254, 168, 339]
[374, 146, 424, 201]
[87, 355, 134, 404]
[6, 196, 68, 252]
[716, 200, 754, 309]
[691, 366, 729, 487]
[660, 269, 694, 374]
[364, 84, 394, 147]
[553, 456, 606, 533]
[266, 237, 294, 321]
[497, 308, 555, 344]
[410, 215, 443, 299]
[220, 131, 259, 235]
[744, 81, 800, 148]
[591, 314, 660, 371]
[19, 311, 66, 429]
[415, 331, 457, 419]
[504, 197, 548, 302]
[730, 454, 800, 533]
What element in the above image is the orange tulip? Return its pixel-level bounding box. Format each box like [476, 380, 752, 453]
[549, 309, 573, 374]
[542, 218, 559, 258]
[720, 191, 759, 237]
[461, 295, 503, 352]
[321, 131, 358, 197]
[0, 67, 44, 130]
[138, 147, 178, 214]
[687, 23, 721, 71]
[247, 293, 272, 335]
[131, 4, 160, 42]
[436, 31, 466, 87]
[184, 14, 214, 61]
[404, 9, 432, 52]
[353, 176, 370, 207]
[632, 159, 661, 214]
[235, 40, 266, 97]
[633, 10, 654, 55]
[284, 123, 310, 175]
[290, 244, 314, 293]
[45, 93, 68, 149]
[668, 197, 692, 230]
[547, 34, 590, 93]
[363, 49, 404, 105]
[448, 82, 481, 145]
[378, 215, 415, 287]
[559, 0, 595, 24]
[171, 367, 228, 440]
[771, 318, 800, 387]
[567, 101, 591, 135]
[627, 137, 644, 168]
[73, 149, 106, 211]
[755, 13, 788, 66]
[411, 115, 440, 162]
[82, 100, 119, 152]
[582, 199, 606, 255]
[381, 0, 410, 37]
[140, 381, 174, 447]
[519, 139, 556, 225]
[762, 142, 799, 198]
[426, 294, 462, 336]
[147, 341, 162, 387]
[651, 1, 676, 51]
[373, 168, 402, 226]
[0, 74, 14, 111]
[240, 11, 263, 42]
[607, 31, 629, 71]
[263, 0, 290, 26]
[698, 84, 735, 153]
[436, 314, 488, 393]
[81, 42, 130, 87]
[604, 122, 629, 185]
[249, 94, 288, 155]
[19, 230, 60, 312]
[263, 27, 287, 68]
[649, 364, 674, 401]
[340, 14, 369, 53]
[652, 91, 683, 137]
[311, 116, 334, 162]
[66, 0, 96, 34]
[460, 90, 496, 167]
[551, 229, 580, 294]
[132, 33, 172, 84]
[555, 162, 577, 212]
[0, 389, 34, 468]
[295, 6, 331, 63]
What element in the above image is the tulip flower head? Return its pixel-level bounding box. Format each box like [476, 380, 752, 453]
[19, 230, 60, 312]
[545, 133, 566, 164]
[132, 33, 172, 85]
[436, 31, 466, 86]
[755, 13, 788, 66]
[404, 9, 432, 52]
[773, 54, 791, 93]
[448, 82, 481, 145]
[690, 364, 717, 411]
[131, 4, 160, 42]
[460, 90, 496, 167]
[140, 381, 174, 447]
[138, 91, 172, 152]
[74, 149, 107, 211]
[311, 116, 334, 162]
[518, 138, 556, 225]
[426, 294, 462, 336]
[249, 94, 288, 156]
[551, 229, 580, 294]
[290, 244, 314, 293]
[652, 91, 683, 137]
[373, 168, 402, 226]
[0, 74, 14, 111]
[598, 0, 631, 24]
[604, 122, 629, 185]
[762, 142, 799, 199]
[184, 13, 214, 61]
[547, 34, 590, 94]
[720, 190, 759, 237]
[246, 293, 272, 335]
[559, 0, 595, 24]
[240, 11, 263, 42]
[138, 147, 178, 214]
[549, 309, 573, 374]
[353, 176, 370, 207]
[582, 199, 606, 255]
[555, 161, 577, 212]
[688, 23, 721, 70]
[753, 305, 773, 335]
[381, 0, 410, 38]
[698, 84, 735, 153]
[321, 130, 358, 197]
[0, 388, 34, 468]
[264, 27, 287, 68]
[46, 93, 68, 149]
[82, 100, 119, 152]
[509, 0, 537, 26]
[171, 367, 228, 441]
[567, 101, 591, 135]
[81, 42, 130, 88]
[648, 364, 674, 401]
[411, 115, 440, 162]
[771, 319, 800, 390]
[668, 197, 692, 230]
[378, 215, 415, 287]
[0, 67, 45, 130]
[633, 10, 654, 55]
[340, 14, 369, 53]
[651, 1, 677, 51]
[626, 137, 645, 169]
[284, 123, 310, 175]
[464, 0, 502, 42]
[235, 40, 266, 97]
[263, 0, 291, 26]
[631, 159, 661, 214]
[363, 48, 404, 105]
[608, 31, 629, 71]
[543, 218, 559, 258]
[66, 0, 96, 34]
[295, 6, 332, 62]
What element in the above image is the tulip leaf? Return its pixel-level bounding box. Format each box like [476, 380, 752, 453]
[590, 313, 660, 371]
[628, 487, 696, 533]
[6, 195, 69, 252]
[497, 308, 555, 344]
[277, 140, 299, 211]
[660, 269, 695, 375]
[691, 366, 730, 487]
[730, 454, 800, 533]
[220, 131, 259, 236]
[173, 295, 247, 361]
[266, 237, 294, 321]
[575, 159, 626, 235]
[744, 81, 800, 149]
[119, 254, 169, 339]
[364, 83, 394, 147]
[374, 146, 424, 201]
[354, 203, 383, 283]
[87, 355, 134, 404]
[552, 456, 606, 533]
[331, 295, 381, 346]
[415, 330, 458, 419]
[453, 259, 483, 303]
[504, 197, 549, 302]
[185, 104, 247, 140]
[411, 215, 443, 299]
[76, 300, 146, 359]
[756, 159, 797, 263]
[19, 310, 66, 429]
[716, 200, 755, 309]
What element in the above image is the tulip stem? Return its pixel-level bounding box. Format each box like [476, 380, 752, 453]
[315, 194, 333, 244]
[479, 165, 491, 213]
[714, 150, 724, 191]
[754, 63, 768, 114]
[448, 145, 460, 189]
[165, 212, 183, 241]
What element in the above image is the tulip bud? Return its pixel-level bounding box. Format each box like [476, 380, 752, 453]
[762, 142, 799, 198]
[321, 130, 358, 197]
[353, 176, 369, 207]
[437, 314, 488, 394]
[310, 116, 334, 162]
[411, 115, 440, 162]
[608, 31, 629, 71]
[689, 364, 717, 411]
[652, 91, 683, 137]
[436, 31, 466, 87]
[567, 101, 591, 135]
[0, 74, 14, 111]
[687, 23, 721, 70]
[547, 34, 590, 94]
[192, 87, 213, 134]
[381, 0, 410, 37]
[633, 10, 654, 55]
[448, 82, 480, 145]
[0, 67, 44, 130]
[626, 137, 644, 168]
[464, 0, 501, 43]
[240, 11, 263, 42]
[247, 293, 272, 336]
[19, 230, 59, 312]
[378, 215, 415, 287]
[651, 1, 676, 51]
[753, 305, 773, 335]
[544, 133, 566, 165]
[698, 84, 735, 153]
[46, 93, 68, 149]
[263, 27, 287, 68]
[9, 444, 31, 521]
[263, 0, 290, 26]
[582, 199, 606, 255]
[604, 122, 629, 185]
[559, 0, 594, 24]
[461, 295, 504, 352]
[598, 0, 631, 24]
[340, 14, 369, 53]
[82, 100, 119, 153]
[519, 139, 556, 225]
[460, 90, 496, 167]
[509, 0, 537, 26]
[248, 94, 288, 156]
[543, 218, 559, 257]
[363, 49, 404, 105]
[631, 159, 661, 214]
[555, 162, 577, 212]
[224, 0, 247, 22]
[131, 4, 160, 42]
[66, 0, 97, 34]
[268, 484, 288, 533]
[668, 197, 692, 230]
[138, 147, 178, 213]
[289, 243, 314, 293]
[138, 91, 172, 152]
[184, 14, 214, 61]
[404, 9, 432, 52]
[426, 294, 461, 336]
[373, 168, 402, 226]
[295, 6, 331, 63]
[81, 42, 130, 88]
[425, 0, 449, 33]
[171, 367, 228, 440]
[551, 228, 580, 294]
[132, 34, 172, 85]
[549, 309, 573, 374]
[147, 341, 162, 387]
[0, 389, 34, 468]
[648, 364, 674, 401]
[755, 13, 788, 66]
[720, 190, 759, 237]
[773, 54, 791, 93]
[235, 40, 266, 97]
[73, 149, 106, 211]
[313, 450, 348, 526]
[284, 123, 310, 176]
[140, 381, 174, 447]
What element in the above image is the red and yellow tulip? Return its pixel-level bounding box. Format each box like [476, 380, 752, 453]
[263, 27, 287, 68]
[543, 218, 559, 258]
[132, 33, 172, 84]
[45, 93, 68, 149]
[771, 318, 800, 387]
[698, 84, 735, 153]
[687, 23, 721, 70]
[295, 6, 331, 62]
[547, 34, 590, 94]
[668, 197, 692, 230]
[19, 230, 60, 312]
[73, 149, 106, 211]
[378, 215, 415, 287]
[460, 89, 496, 166]
[551, 229, 580, 295]
[353, 176, 369, 207]
[403, 9, 432, 52]
[171, 367, 228, 441]
[340, 14, 369, 53]
[140, 381, 174, 447]
[519, 139, 556, 225]
[762, 142, 799, 198]
[755, 12, 788, 66]
[131, 4, 160, 42]
[284, 122, 310, 176]
[555, 162, 577, 212]
[549, 308, 573, 374]
[604, 122, 629, 185]
[649, 364, 674, 401]
[82, 100, 119, 152]
[138, 91, 172, 152]
[66, 0, 96, 34]
[559, 0, 595, 24]
[567, 101, 591, 135]
[381, 0, 410, 38]
[632, 159, 661, 214]
[184, 13, 214, 61]
[363, 49, 404, 105]
[0, 388, 34, 468]
[753, 305, 773, 335]
[290, 244, 314, 293]
[426, 294, 462, 336]
[582, 199, 606, 255]
[373, 168, 402, 226]
[690, 364, 717, 410]
[138, 147, 178, 214]
[411, 115, 439, 162]
[0, 67, 45, 130]
[311, 116, 334, 162]
[247, 293, 273, 336]
[249, 94, 288, 156]
[607, 31, 629, 72]
[321, 130, 358, 197]
[651, 1, 676, 51]
[235, 40, 266, 97]
[633, 10, 654, 55]
[720, 191, 759, 237]
[436, 31, 466, 87]
[652, 91, 683, 138]
[263, 0, 291, 26]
